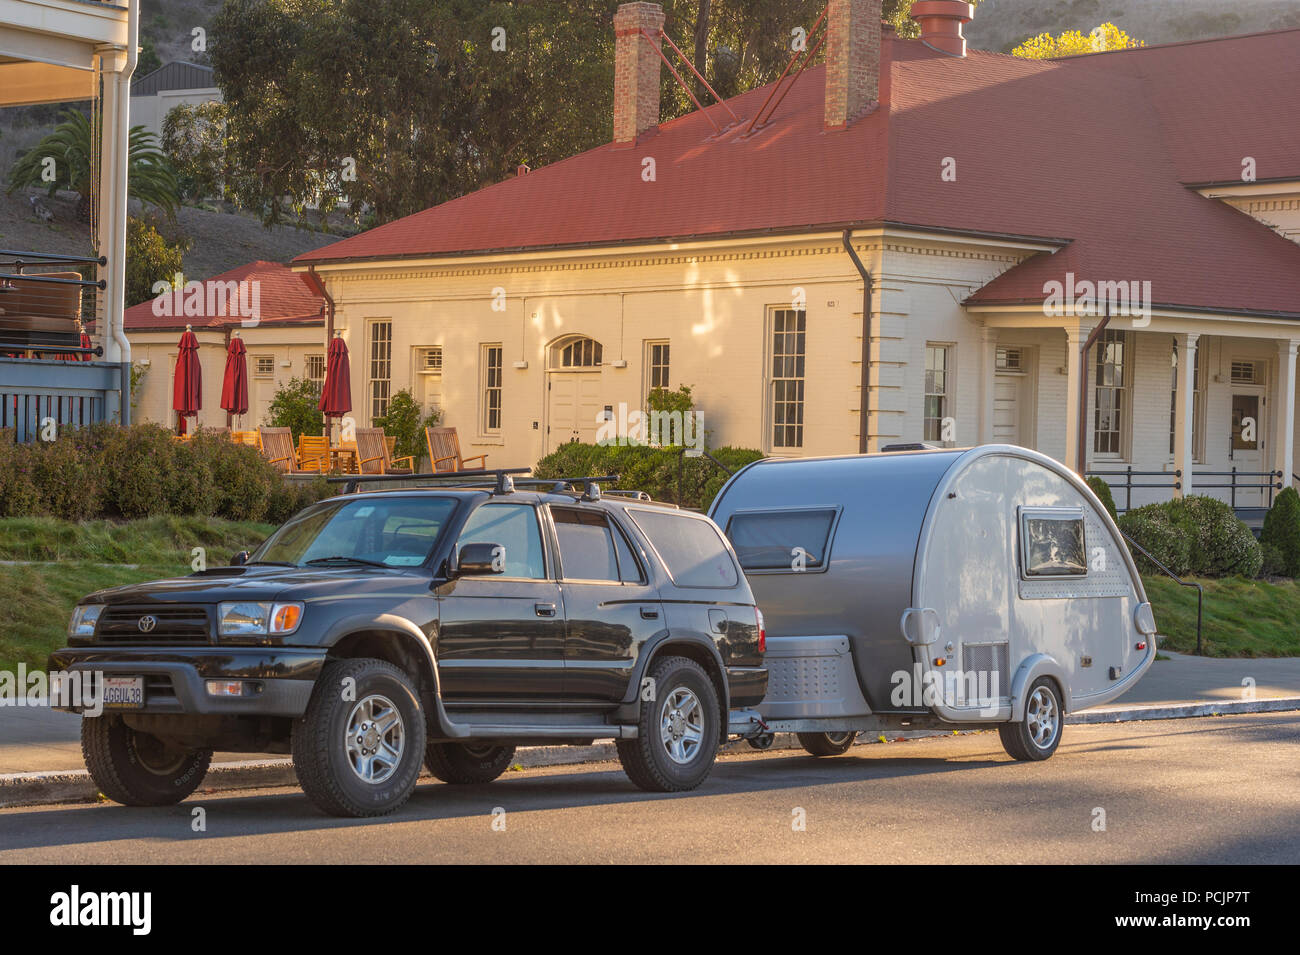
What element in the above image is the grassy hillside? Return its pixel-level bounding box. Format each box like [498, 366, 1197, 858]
[0, 517, 274, 672]
[1143, 575, 1300, 658]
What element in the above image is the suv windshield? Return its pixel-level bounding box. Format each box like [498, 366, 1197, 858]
[252, 496, 459, 569]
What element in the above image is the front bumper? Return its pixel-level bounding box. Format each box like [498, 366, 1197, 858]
[47, 646, 327, 717]
[726, 665, 768, 709]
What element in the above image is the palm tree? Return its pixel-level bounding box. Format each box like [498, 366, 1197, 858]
[6, 109, 180, 221]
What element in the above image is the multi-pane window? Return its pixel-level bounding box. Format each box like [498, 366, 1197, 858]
[559, 337, 602, 368]
[254, 356, 274, 378]
[1093, 330, 1127, 456]
[305, 354, 325, 395]
[422, 346, 443, 372]
[770, 309, 805, 449]
[368, 320, 392, 420]
[996, 347, 1022, 371]
[645, 340, 670, 397]
[482, 344, 503, 433]
[1168, 341, 1202, 457]
[924, 344, 953, 445]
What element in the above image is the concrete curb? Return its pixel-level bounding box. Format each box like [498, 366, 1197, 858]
[3, 698, 1298, 809]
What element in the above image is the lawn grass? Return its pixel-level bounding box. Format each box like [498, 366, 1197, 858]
[1143, 574, 1300, 658]
[0, 517, 274, 672]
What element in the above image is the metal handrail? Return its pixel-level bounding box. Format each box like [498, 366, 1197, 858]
[1088, 466, 1282, 511]
[1118, 529, 1204, 656]
[1085, 467, 1180, 512]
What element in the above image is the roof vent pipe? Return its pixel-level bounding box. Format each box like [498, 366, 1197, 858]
[909, 0, 974, 57]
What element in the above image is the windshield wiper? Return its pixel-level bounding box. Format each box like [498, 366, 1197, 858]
[304, 556, 390, 569]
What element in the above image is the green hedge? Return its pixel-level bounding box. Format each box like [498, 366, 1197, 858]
[1118, 495, 1262, 578]
[0, 424, 335, 524]
[1260, 486, 1300, 577]
[1085, 476, 1118, 522]
[534, 443, 764, 511]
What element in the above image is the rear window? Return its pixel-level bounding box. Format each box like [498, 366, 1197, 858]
[725, 507, 838, 572]
[627, 509, 739, 588]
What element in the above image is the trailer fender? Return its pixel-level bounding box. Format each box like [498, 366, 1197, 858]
[1009, 654, 1071, 720]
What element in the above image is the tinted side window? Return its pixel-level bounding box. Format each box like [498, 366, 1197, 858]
[552, 507, 619, 582]
[725, 508, 837, 571]
[610, 520, 645, 584]
[457, 503, 546, 579]
[628, 509, 738, 588]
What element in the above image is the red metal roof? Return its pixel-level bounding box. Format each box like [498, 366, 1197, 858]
[295, 28, 1300, 318]
[125, 260, 324, 331]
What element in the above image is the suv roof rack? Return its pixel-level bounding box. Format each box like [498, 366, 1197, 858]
[327, 469, 636, 499]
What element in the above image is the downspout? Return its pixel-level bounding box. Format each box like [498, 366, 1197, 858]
[1075, 302, 1112, 476]
[108, 0, 139, 423]
[841, 230, 873, 454]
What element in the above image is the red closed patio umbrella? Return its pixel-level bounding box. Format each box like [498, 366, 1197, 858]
[220, 333, 249, 425]
[318, 333, 351, 435]
[172, 325, 202, 435]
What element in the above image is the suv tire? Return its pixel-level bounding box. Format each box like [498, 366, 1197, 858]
[81, 714, 211, 806]
[797, 731, 858, 756]
[617, 655, 720, 792]
[292, 658, 427, 817]
[425, 743, 516, 784]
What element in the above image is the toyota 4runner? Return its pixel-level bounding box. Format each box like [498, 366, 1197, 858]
[50, 473, 768, 817]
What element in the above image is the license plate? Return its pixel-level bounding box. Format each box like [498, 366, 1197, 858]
[102, 676, 144, 709]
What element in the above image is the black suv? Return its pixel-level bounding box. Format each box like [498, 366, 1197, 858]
[51, 475, 767, 817]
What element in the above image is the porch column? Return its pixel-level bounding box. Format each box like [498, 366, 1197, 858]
[1064, 325, 1090, 473]
[1273, 338, 1299, 495]
[1172, 333, 1199, 498]
[96, 38, 136, 424]
[978, 325, 997, 444]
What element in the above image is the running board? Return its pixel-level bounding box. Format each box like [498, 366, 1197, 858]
[455, 723, 638, 740]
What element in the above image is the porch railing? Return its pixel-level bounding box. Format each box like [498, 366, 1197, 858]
[1087, 467, 1282, 513]
[0, 249, 122, 439]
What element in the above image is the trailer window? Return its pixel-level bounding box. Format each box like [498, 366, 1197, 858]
[725, 508, 838, 573]
[628, 509, 739, 588]
[1019, 508, 1087, 578]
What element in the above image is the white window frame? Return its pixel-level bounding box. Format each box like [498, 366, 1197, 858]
[924, 343, 956, 447]
[1092, 329, 1129, 459]
[766, 307, 806, 452]
[367, 319, 393, 423]
[481, 343, 503, 435]
[253, 355, 275, 379]
[644, 339, 670, 400]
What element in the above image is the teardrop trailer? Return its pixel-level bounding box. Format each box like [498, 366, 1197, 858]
[708, 445, 1157, 761]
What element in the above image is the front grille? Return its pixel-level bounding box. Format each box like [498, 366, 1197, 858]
[95, 606, 212, 644]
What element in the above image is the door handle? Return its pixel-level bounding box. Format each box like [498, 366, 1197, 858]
[640, 606, 659, 619]
[535, 602, 557, 617]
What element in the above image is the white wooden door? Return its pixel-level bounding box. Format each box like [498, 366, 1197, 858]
[1230, 391, 1267, 506]
[993, 374, 1021, 445]
[548, 372, 602, 451]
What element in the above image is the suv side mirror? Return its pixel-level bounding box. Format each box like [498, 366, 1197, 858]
[232, 551, 250, 567]
[456, 542, 505, 576]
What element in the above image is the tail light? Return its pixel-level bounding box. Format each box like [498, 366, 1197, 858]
[755, 607, 766, 654]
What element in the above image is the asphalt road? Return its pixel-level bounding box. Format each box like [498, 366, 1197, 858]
[1, 713, 1296, 864]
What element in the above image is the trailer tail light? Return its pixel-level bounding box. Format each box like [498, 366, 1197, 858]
[755, 608, 766, 654]
[1136, 642, 1146, 651]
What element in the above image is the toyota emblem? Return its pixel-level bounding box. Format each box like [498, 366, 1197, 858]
[137, 615, 157, 633]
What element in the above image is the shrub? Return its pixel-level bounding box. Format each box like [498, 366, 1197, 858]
[1260, 542, 1288, 578]
[266, 476, 334, 525]
[190, 432, 276, 521]
[1260, 486, 1300, 577]
[534, 442, 763, 510]
[373, 389, 440, 463]
[98, 424, 179, 518]
[0, 433, 43, 518]
[1086, 476, 1118, 522]
[265, 377, 324, 441]
[1118, 495, 1261, 578]
[1118, 503, 1191, 576]
[29, 436, 102, 521]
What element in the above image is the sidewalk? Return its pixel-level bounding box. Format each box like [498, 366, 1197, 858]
[2, 650, 1298, 777]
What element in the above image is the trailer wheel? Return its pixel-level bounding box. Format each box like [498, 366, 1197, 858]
[999, 678, 1063, 761]
[746, 732, 776, 751]
[797, 731, 858, 757]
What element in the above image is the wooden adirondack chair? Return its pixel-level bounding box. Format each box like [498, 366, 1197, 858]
[232, 430, 261, 448]
[425, 426, 487, 473]
[297, 434, 331, 473]
[355, 427, 415, 475]
[259, 427, 324, 474]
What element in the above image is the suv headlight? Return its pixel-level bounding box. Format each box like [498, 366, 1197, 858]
[218, 601, 304, 637]
[68, 604, 105, 638]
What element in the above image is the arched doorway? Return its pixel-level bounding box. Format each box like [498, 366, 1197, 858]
[547, 335, 604, 451]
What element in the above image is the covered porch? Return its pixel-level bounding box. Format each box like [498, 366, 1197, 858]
[0, 0, 139, 431]
[970, 307, 1300, 520]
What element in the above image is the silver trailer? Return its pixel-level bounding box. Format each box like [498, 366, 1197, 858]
[709, 445, 1157, 761]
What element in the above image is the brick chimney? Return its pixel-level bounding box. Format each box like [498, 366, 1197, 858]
[613, 2, 666, 145]
[910, 1, 974, 57]
[824, 0, 882, 130]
